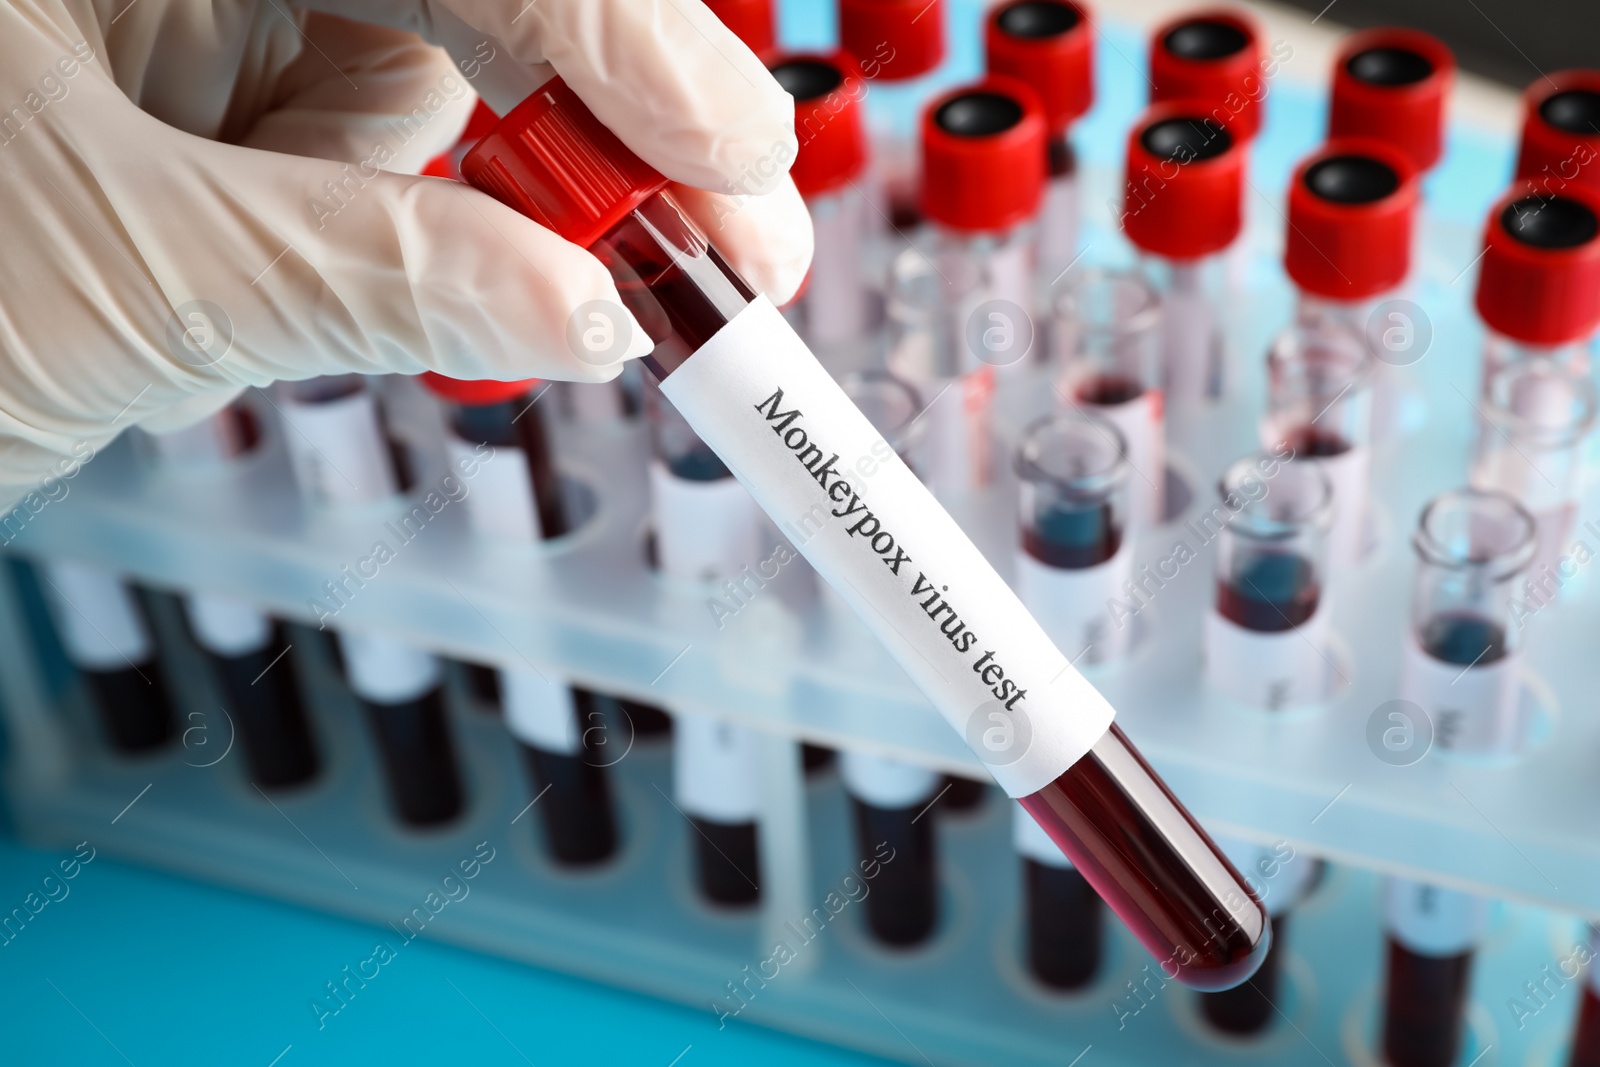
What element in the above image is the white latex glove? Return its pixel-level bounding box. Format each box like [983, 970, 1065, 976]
[0, 0, 812, 507]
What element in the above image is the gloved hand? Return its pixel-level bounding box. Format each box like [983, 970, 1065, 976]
[0, 0, 811, 506]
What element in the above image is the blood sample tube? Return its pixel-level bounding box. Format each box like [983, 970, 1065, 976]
[1121, 102, 1246, 406]
[1013, 797, 1101, 989]
[1516, 70, 1600, 198]
[278, 375, 464, 826]
[1380, 878, 1485, 1067]
[1014, 410, 1133, 665]
[1050, 269, 1164, 527]
[703, 0, 776, 59]
[1262, 321, 1374, 568]
[1329, 29, 1454, 176]
[1148, 8, 1264, 144]
[1471, 360, 1596, 581]
[985, 0, 1095, 283]
[840, 751, 940, 945]
[1474, 184, 1600, 391]
[144, 405, 320, 788]
[768, 51, 875, 362]
[1567, 924, 1600, 1067]
[463, 79, 1271, 988]
[1399, 489, 1535, 756]
[1200, 837, 1315, 1035]
[648, 381, 766, 905]
[38, 558, 174, 752]
[837, 0, 947, 227]
[423, 374, 619, 865]
[1203, 455, 1334, 710]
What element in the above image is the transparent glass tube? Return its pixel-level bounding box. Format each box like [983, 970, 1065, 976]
[1143, 252, 1229, 405]
[1212, 457, 1333, 634]
[1038, 132, 1080, 285]
[1482, 329, 1592, 394]
[1050, 269, 1164, 526]
[1016, 410, 1127, 571]
[795, 188, 878, 362]
[1263, 322, 1374, 567]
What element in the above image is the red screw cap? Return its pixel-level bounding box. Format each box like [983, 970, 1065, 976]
[421, 373, 538, 406]
[1149, 9, 1263, 143]
[703, 0, 777, 58]
[461, 77, 667, 251]
[769, 51, 869, 198]
[1515, 69, 1600, 195]
[1475, 184, 1600, 346]
[984, 0, 1094, 136]
[1329, 28, 1455, 174]
[839, 0, 946, 82]
[919, 75, 1048, 233]
[1121, 101, 1245, 260]
[1285, 138, 1419, 300]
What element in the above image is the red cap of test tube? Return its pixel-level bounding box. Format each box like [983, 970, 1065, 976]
[1148, 9, 1263, 143]
[838, 0, 945, 82]
[984, 0, 1094, 136]
[769, 51, 869, 198]
[1121, 101, 1245, 260]
[1475, 184, 1600, 346]
[460, 79, 668, 251]
[421, 373, 538, 406]
[1515, 69, 1600, 194]
[919, 76, 1048, 233]
[1285, 138, 1419, 300]
[703, 0, 777, 58]
[1329, 28, 1455, 174]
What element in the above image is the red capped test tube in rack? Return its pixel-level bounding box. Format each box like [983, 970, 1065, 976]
[1516, 70, 1600, 198]
[462, 77, 1270, 990]
[985, 0, 1095, 283]
[1202, 454, 1334, 711]
[1120, 101, 1246, 406]
[1381, 878, 1486, 1067]
[423, 373, 621, 866]
[1328, 29, 1454, 176]
[1148, 8, 1265, 144]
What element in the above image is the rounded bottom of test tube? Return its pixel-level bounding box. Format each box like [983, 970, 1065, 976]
[1018, 724, 1271, 992]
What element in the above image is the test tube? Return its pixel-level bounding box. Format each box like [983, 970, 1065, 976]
[38, 558, 174, 752]
[423, 374, 619, 865]
[1121, 102, 1246, 406]
[1471, 360, 1597, 581]
[1013, 797, 1102, 989]
[1328, 29, 1455, 176]
[1200, 837, 1316, 1035]
[648, 380, 768, 905]
[1147, 8, 1264, 144]
[464, 79, 1271, 989]
[1203, 455, 1334, 711]
[1014, 410, 1133, 665]
[1474, 184, 1600, 390]
[1380, 878, 1485, 1067]
[1400, 489, 1535, 756]
[1262, 321, 1374, 568]
[768, 51, 876, 363]
[278, 375, 464, 826]
[840, 751, 941, 945]
[1516, 69, 1600, 198]
[985, 0, 1095, 283]
[837, 0, 947, 227]
[144, 406, 320, 788]
[1566, 924, 1600, 1067]
[702, 0, 776, 59]
[1050, 269, 1164, 527]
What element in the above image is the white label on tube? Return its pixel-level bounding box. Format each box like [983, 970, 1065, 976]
[1384, 878, 1484, 958]
[501, 667, 579, 754]
[660, 297, 1115, 798]
[278, 387, 397, 506]
[1160, 284, 1217, 404]
[1013, 540, 1135, 666]
[447, 434, 541, 543]
[917, 371, 995, 498]
[183, 593, 272, 658]
[805, 192, 870, 347]
[840, 751, 938, 810]
[1203, 601, 1333, 710]
[338, 631, 440, 706]
[565, 380, 625, 423]
[1013, 800, 1073, 868]
[1038, 173, 1079, 284]
[1090, 390, 1164, 527]
[1315, 448, 1370, 567]
[1399, 632, 1520, 755]
[40, 559, 152, 671]
[650, 461, 764, 585]
[673, 714, 760, 823]
[1217, 836, 1314, 917]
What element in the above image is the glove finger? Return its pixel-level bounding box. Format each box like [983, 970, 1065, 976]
[670, 175, 813, 306]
